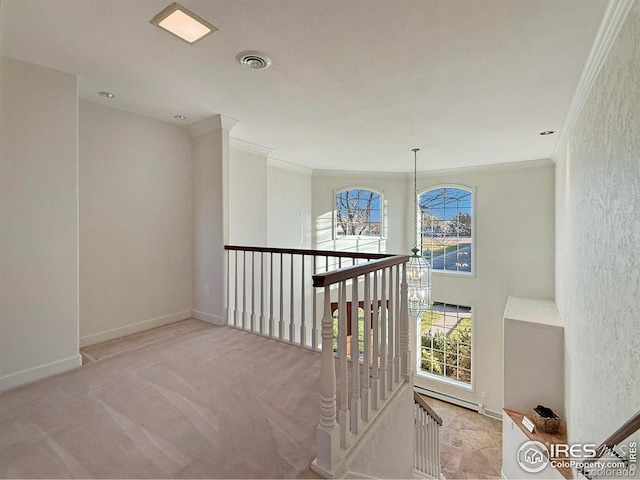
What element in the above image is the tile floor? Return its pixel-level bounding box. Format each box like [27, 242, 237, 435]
[421, 395, 503, 479]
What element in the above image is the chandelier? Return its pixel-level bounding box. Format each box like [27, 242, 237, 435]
[407, 148, 432, 316]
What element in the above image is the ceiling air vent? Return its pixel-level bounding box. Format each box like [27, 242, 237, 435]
[236, 51, 272, 70]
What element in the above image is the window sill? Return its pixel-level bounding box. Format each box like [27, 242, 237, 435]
[431, 269, 475, 279]
[416, 370, 474, 392]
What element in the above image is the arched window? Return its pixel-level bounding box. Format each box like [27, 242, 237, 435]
[419, 186, 473, 274]
[335, 188, 384, 238]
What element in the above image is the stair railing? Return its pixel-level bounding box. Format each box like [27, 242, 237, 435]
[578, 410, 640, 479]
[311, 254, 411, 476]
[224, 245, 390, 349]
[413, 392, 443, 478]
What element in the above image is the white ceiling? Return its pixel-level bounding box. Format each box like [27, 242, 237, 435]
[0, 0, 609, 172]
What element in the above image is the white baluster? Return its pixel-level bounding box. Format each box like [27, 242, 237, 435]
[350, 275, 361, 435]
[361, 272, 371, 422]
[290, 254, 295, 343]
[379, 268, 387, 401]
[431, 416, 437, 477]
[312, 256, 319, 350]
[279, 253, 284, 341]
[242, 251, 247, 329]
[225, 249, 230, 324]
[315, 286, 341, 472]
[251, 251, 256, 331]
[371, 271, 379, 410]
[433, 420, 440, 478]
[394, 265, 401, 382]
[233, 250, 239, 327]
[300, 255, 306, 346]
[400, 263, 411, 380]
[269, 253, 275, 337]
[388, 265, 395, 390]
[259, 251, 265, 335]
[338, 281, 350, 448]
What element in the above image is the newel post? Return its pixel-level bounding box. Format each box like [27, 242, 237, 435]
[314, 285, 341, 473]
[400, 263, 413, 382]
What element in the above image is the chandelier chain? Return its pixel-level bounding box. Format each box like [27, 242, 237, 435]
[413, 148, 419, 251]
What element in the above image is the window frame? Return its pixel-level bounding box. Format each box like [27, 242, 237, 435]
[417, 184, 476, 277]
[333, 186, 386, 240]
[416, 301, 476, 392]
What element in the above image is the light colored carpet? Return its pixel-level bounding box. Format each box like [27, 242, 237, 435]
[0, 320, 323, 478]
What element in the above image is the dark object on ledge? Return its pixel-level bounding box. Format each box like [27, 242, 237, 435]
[532, 405, 561, 433]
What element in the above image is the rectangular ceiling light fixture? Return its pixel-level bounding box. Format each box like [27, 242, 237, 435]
[150, 2, 218, 45]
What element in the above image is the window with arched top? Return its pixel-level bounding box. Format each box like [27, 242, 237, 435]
[335, 188, 384, 238]
[419, 186, 473, 274]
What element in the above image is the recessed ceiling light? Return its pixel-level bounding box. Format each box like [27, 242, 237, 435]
[98, 91, 115, 98]
[539, 130, 555, 135]
[237, 51, 272, 70]
[174, 115, 187, 120]
[150, 2, 217, 45]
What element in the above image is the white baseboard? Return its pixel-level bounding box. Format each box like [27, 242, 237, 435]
[79, 310, 192, 347]
[191, 309, 224, 325]
[0, 353, 82, 393]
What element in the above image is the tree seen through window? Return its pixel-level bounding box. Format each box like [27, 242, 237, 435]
[420, 187, 472, 273]
[335, 188, 383, 237]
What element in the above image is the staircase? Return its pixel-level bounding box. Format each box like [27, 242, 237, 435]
[225, 245, 443, 478]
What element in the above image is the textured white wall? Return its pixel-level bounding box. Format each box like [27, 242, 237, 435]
[312, 164, 555, 414]
[0, 57, 81, 390]
[555, 1, 640, 448]
[229, 148, 268, 246]
[267, 164, 312, 248]
[78, 101, 192, 346]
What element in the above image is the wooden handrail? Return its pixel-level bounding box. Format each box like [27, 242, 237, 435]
[225, 244, 393, 260]
[414, 392, 443, 426]
[580, 410, 640, 472]
[312, 255, 409, 287]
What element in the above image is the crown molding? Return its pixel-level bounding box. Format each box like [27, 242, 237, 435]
[221, 115, 239, 130]
[186, 114, 239, 137]
[267, 157, 313, 175]
[311, 158, 553, 178]
[415, 158, 554, 177]
[230, 137, 274, 157]
[552, 0, 635, 161]
[311, 169, 407, 178]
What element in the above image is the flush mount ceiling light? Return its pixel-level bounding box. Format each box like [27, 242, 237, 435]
[540, 130, 555, 135]
[150, 2, 217, 45]
[98, 91, 115, 98]
[174, 115, 186, 120]
[236, 51, 272, 70]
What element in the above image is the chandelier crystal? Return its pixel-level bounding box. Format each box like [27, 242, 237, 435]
[407, 148, 432, 316]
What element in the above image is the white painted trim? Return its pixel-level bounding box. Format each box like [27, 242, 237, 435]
[0, 354, 82, 393]
[313, 158, 554, 178]
[414, 385, 479, 411]
[416, 158, 554, 177]
[220, 115, 239, 130]
[552, 0, 635, 160]
[187, 114, 239, 137]
[192, 309, 225, 325]
[267, 157, 313, 175]
[79, 310, 192, 347]
[230, 137, 274, 157]
[313, 169, 408, 178]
